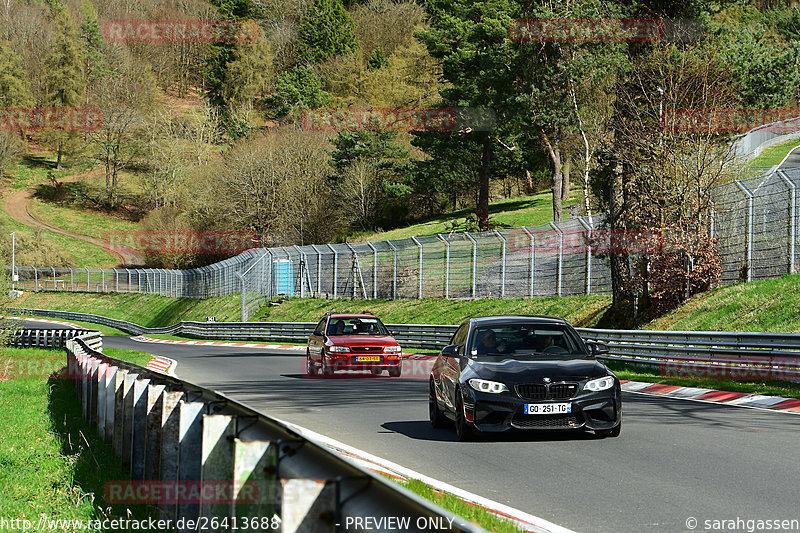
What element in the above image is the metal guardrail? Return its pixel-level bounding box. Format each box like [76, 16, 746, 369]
[8, 328, 100, 349]
[66, 331, 488, 533]
[16, 307, 800, 380]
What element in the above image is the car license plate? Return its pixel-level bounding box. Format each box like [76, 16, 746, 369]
[356, 356, 381, 362]
[524, 403, 571, 415]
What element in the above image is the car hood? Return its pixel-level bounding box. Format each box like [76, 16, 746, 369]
[328, 335, 398, 347]
[464, 356, 609, 383]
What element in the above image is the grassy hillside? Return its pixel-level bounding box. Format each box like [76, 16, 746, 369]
[746, 137, 800, 167]
[11, 291, 243, 326]
[356, 188, 578, 242]
[257, 295, 611, 327]
[644, 273, 800, 332]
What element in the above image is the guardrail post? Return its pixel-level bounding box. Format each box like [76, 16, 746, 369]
[386, 240, 398, 299]
[34, 267, 38, 291]
[86, 267, 90, 292]
[465, 232, 477, 298]
[177, 402, 206, 531]
[122, 372, 142, 468]
[280, 479, 337, 533]
[102, 269, 106, 292]
[735, 180, 754, 282]
[493, 230, 507, 298]
[51, 267, 56, 290]
[549, 222, 564, 296]
[158, 391, 186, 522]
[104, 366, 119, 444]
[113, 369, 130, 456]
[233, 440, 277, 520]
[70, 268, 74, 291]
[577, 217, 593, 295]
[199, 414, 237, 525]
[437, 234, 450, 299]
[311, 245, 322, 297]
[366, 241, 378, 299]
[130, 378, 152, 479]
[97, 362, 109, 440]
[777, 170, 797, 273]
[143, 384, 166, 480]
[411, 236, 423, 298]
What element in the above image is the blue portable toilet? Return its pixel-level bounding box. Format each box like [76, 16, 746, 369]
[273, 259, 294, 296]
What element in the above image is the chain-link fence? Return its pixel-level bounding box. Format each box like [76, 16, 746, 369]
[712, 167, 800, 285]
[9, 165, 800, 319]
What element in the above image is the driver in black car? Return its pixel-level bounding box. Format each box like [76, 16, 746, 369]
[476, 330, 508, 354]
[537, 334, 554, 351]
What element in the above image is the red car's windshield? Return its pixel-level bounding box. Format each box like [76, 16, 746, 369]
[327, 317, 389, 336]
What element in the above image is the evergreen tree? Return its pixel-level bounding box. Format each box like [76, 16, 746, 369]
[0, 42, 32, 107]
[44, 8, 86, 170]
[296, 0, 359, 64]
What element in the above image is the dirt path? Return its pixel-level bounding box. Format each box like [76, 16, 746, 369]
[3, 169, 145, 266]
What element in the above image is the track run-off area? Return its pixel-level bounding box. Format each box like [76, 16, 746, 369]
[98, 334, 800, 533]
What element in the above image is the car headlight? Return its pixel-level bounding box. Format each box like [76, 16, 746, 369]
[383, 345, 402, 353]
[584, 376, 615, 392]
[468, 379, 508, 394]
[328, 346, 350, 353]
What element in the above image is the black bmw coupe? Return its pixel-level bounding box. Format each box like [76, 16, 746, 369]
[429, 315, 622, 440]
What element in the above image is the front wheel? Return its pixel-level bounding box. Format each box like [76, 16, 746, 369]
[454, 391, 474, 441]
[387, 365, 402, 378]
[321, 358, 334, 376]
[305, 352, 317, 376]
[429, 381, 447, 428]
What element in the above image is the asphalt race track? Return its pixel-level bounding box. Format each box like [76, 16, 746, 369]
[104, 336, 800, 533]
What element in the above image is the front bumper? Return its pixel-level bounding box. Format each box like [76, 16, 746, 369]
[326, 353, 402, 370]
[461, 385, 622, 432]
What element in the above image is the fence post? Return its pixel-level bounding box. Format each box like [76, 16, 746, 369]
[734, 180, 754, 282]
[411, 236, 423, 299]
[34, 267, 38, 291]
[549, 222, 564, 296]
[577, 217, 594, 295]
[777, 170, 797, 274]
[709, 200, 716, 240]
[310, 245, 322, 297]
[86, 267, 90, 292]
[327, 244, 338, 298]
[521, 227, 535, 298]
[70, 268, 74, 291]
[293, 245, 306, 298]
[465, 232, 477, 298]
[51, 267, 56, 290]
[437, 234, 450, 299]
[386, 240, 398, 299]
[366, 241, 378, 299]
[493, 230, 507, 298]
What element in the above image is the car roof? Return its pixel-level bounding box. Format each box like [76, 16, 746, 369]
[327, 313, 380, 319]
[468, 315, 569, 326]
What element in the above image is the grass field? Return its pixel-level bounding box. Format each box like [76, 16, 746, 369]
[0, 347, 154, 530]
[746, 137, 800, 167]
[644, 273, 800, 333]
[356, 188, 578, 242]
[259, 295, 611, 327]
[12, 291, 243, 326]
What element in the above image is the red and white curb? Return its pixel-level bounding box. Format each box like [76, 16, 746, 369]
[279, 420, 575, 533]
[130, 336, 307, 351]
[5, 316, 82, 329]
[146, 355, 177, 377]
[621, 380, 800, 414]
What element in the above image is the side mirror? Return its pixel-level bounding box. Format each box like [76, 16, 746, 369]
[441, 344, 460, 357]
[586, 340, 609, 355]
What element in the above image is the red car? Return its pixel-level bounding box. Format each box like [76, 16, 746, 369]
[306, 313, 403, 377]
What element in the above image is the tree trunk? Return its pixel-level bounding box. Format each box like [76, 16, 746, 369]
[476, 134, 491, 231]
[541, 131, 563, 222]
[56, 139, 63, 171]
[525, 169, 534, 194]
[561, 158, 571, 202]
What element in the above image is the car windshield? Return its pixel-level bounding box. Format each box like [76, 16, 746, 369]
[470, 324, 586, 358]
[326, 317, 389, 336]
